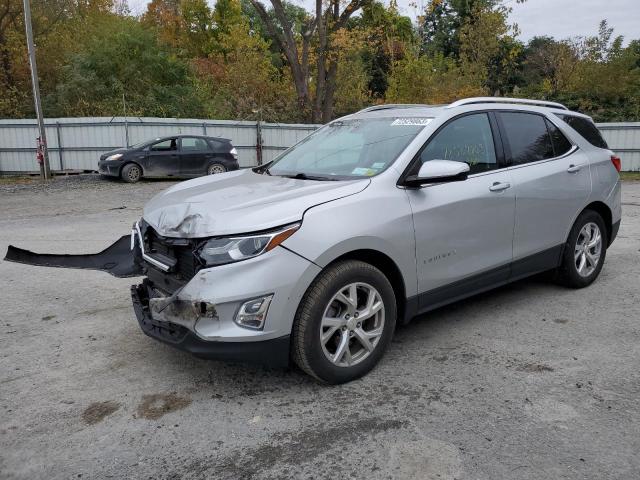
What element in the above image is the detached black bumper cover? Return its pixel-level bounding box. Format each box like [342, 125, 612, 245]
[4, 235, 143, 278]
[131, 281, 291, 368]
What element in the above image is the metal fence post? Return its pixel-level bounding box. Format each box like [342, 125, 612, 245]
[202, 123, 207, 135]
[256, 120, 263, 166]
[56, 122, 64, 171]
[124, 119, 129, 147]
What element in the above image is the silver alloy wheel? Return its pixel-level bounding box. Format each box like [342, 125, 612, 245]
[320, 282, 385, 368]
[575, 222, 602, 277]
[208, 164, 226, 175]
[127, 165, 140, 182]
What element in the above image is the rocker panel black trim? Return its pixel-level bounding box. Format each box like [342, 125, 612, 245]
[410, 244, 563, 317]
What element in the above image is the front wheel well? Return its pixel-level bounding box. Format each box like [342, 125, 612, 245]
[327, 249, 407, 325]
[583, 201, 612, 245]
[119, 161, 143, 176]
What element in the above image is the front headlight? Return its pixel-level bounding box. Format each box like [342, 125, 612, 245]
[196, 223, 300, 267]
[106, 153, 123, 161]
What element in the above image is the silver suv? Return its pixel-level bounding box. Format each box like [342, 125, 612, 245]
[6, 97, 622, 384]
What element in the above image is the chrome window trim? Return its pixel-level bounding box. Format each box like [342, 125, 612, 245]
[499, 145, 579, 173]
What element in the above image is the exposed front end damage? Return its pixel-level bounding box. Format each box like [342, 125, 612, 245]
[4, 234, 143, 278]
[4, 218, 320, 368]
[131, 280, 291, 367]
[3, 170, 366, 368]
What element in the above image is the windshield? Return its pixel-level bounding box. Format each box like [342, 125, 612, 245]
[130, 138, 159, 150]
[267, 117, 431, 179]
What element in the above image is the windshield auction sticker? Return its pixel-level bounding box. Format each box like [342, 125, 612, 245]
[391, 118, 433, 126]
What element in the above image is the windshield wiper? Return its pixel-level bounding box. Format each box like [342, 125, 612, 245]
[280, 173, 339, 181]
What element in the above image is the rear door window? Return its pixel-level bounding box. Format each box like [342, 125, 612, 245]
[498, 112, 554, 165]
[419, 113, 498, 174]
[180, 137, 210, 151]
[545, 119, 573, 157]
[558, 114, 608, 148]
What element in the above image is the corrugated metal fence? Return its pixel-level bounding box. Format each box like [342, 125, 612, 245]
[0, 117, 320, 173]
[596, 123, 640, 171]
[0, 117, 638, 173]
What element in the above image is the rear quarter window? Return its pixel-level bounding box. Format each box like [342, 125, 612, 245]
[208, 139, 230, 151]
[545, 119, 573, 156]
[558, 114, 608, 149]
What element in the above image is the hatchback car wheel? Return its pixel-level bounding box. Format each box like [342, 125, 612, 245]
[556, 210, 607, 288]
[207, 163, 227, 175]
[121, 163, 141, 183]
[292, 260, 396, 384]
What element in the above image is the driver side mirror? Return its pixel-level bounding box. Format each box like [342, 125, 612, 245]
[403, 160, 470, 188]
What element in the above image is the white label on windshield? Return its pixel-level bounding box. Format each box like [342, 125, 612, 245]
[391, 118, 433, 126]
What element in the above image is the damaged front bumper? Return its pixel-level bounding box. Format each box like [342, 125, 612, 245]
[131, 280, 290, 367]
[4, 234, 143, 278]
[4, 221, 321, 368]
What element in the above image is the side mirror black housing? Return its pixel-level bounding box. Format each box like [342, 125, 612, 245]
[402, 159, 470, 188]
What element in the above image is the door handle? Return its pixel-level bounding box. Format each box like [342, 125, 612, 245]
[567, 164, 582, 173]
[489, 182, 511, 192]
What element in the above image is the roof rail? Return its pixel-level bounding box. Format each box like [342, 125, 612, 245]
[357, 104, 432, 113]
[446, 97, 569, 111]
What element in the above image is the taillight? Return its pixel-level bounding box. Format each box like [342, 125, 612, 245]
[611, 155, 621, 172]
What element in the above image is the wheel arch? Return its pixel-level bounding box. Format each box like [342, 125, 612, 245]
[206, 159, 227, 172]
[583, 201, 613, 246]
[324, 249, 407, 326]
[119, 160, 144, 177]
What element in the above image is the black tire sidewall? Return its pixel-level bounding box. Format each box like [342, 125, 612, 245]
[561, 210, 608, 287]
[295, 261, 396, 384]
[121, 164, 141, 183]
[207, 163, 226, 175]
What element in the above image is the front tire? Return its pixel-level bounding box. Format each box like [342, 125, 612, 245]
[555, 210, 607, 288]
[121, 163, 142, 183]
[292, 260, 396, 384]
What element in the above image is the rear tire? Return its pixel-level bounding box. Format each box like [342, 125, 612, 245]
[121, 163, 142, 183]
[292, 260, 396, 384]
[555, 210, 607, 288]
[207, 163, 226, 175]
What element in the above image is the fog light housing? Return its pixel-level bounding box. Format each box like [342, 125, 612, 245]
[234, 294, 273, 330]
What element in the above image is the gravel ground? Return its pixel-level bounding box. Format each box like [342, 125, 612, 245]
[1, 175, 639, 480]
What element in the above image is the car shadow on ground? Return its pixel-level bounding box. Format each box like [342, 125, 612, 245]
[119, 273, 565, 395]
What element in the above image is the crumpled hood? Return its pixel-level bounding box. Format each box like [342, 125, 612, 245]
[143, 169, 370, 237]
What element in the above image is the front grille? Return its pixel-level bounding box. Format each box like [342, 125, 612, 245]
[140, 221, 201, 290]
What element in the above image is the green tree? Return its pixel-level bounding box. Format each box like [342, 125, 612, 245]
[46, 16, 204, 117]
[357, 1, 415, 99]
[386, 51, 485, 104]
[458, 1, 521, 94]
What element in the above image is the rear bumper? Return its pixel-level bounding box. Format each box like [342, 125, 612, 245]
[610, 219, 621, 246]
[131, 281, 291, 367]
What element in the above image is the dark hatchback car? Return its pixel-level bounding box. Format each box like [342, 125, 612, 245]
[98, 135, 239, 183]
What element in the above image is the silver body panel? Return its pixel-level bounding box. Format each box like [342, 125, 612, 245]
[142, 103, 621, 343]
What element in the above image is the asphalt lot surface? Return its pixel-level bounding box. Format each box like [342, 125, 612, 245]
[1, 175, 639, 480]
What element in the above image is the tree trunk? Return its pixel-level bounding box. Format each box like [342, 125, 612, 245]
[321, 59, 338, 123]
[248, 0, 314, 119]
[249, 0, 365, 123]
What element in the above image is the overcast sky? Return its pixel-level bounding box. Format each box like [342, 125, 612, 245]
[127, 0, 640, 44]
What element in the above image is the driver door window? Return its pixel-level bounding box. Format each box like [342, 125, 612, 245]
[419, 113, 498, 174]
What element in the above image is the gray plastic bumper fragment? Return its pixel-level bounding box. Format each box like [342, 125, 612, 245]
[4, 234, 143, 278]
